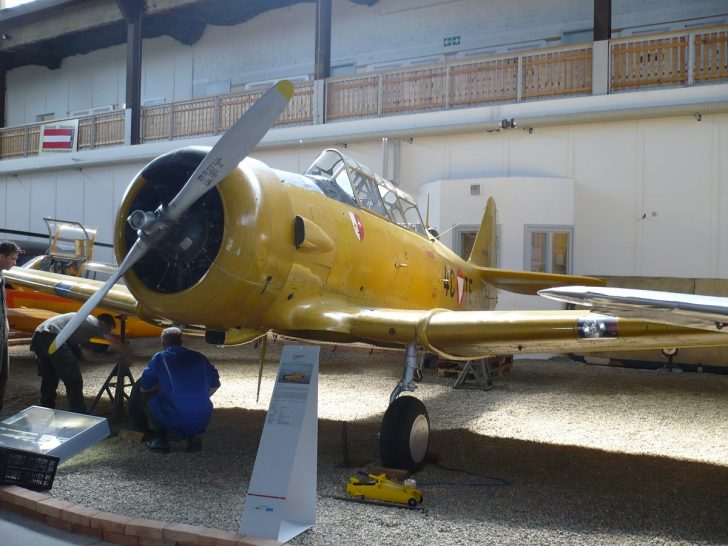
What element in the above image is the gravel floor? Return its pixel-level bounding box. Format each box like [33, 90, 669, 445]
[2, 338, 727, 545]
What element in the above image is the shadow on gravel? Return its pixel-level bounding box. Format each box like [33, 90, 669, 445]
[425, 428, 728, 544]
[3, 347, 727, 543]
[41, 405, 728, 544]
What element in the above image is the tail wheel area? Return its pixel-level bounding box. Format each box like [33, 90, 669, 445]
[379, 396, 430, 471]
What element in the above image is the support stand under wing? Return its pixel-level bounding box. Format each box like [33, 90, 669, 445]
[89, 316, 134, 422]
[452, 358, 494, 391]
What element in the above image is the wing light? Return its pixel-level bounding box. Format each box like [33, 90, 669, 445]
[576, 317, 618, 339]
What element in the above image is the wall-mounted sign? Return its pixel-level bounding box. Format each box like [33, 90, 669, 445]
[443, 35, 461, 47]
[39, 119, 79, 154]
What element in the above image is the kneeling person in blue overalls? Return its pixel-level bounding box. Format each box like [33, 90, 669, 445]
[140, 327, 220, 453]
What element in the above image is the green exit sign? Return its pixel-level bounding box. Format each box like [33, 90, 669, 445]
[443, 36, 461, 47]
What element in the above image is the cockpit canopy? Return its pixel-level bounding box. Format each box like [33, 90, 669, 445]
[304, 149, 427, 236]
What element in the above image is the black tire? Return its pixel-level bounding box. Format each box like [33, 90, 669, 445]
[379, 396, 430, 471]
[408, 498, 417, 507]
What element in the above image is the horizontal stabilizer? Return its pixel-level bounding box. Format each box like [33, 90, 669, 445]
[477, 268, 605, 296]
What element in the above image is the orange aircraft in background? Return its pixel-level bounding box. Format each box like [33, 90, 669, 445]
[5, 218, 160, 341]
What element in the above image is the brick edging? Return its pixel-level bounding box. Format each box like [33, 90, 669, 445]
[0, 484, 281, 546]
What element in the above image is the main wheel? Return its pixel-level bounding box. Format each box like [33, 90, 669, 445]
[379, 396, 430, 471]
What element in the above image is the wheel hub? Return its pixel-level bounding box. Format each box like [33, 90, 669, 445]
[409, 414, 429, 462]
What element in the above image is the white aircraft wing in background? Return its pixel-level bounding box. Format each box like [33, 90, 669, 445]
[539, 285, 728, 333]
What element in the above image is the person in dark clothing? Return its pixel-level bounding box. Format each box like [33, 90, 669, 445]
[0, 241, 21, 414]
[139, 327, 220, 454]
[30, 312, 124, 413]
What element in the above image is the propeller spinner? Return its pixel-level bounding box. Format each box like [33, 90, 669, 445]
[49, 80, 294, 353]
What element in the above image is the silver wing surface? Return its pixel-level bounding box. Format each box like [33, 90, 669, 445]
[539, 285, 728, 333]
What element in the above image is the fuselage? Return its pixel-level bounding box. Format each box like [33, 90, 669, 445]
[115, 148, 496, 342]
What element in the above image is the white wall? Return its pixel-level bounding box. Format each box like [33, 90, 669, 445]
[6, 0, 727, 125]
[419, 176, 574, 310]
[0, 164, 131, 263]
[143, 36, 194, 104]
[1, 112, 727, 306]
[375, 113, 726, 282]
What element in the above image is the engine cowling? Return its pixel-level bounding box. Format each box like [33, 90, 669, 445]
[114, 147, 295, 331]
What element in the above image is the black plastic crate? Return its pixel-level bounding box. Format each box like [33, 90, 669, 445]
[0, 447, 59, 491]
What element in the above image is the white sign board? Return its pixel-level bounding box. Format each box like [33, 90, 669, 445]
[39, 119, 79, 154]
[240, 345, 319, 543]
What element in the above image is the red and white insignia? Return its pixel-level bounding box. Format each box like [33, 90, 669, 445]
[349, 211, 364, 241]
[456, 268, 465, 305]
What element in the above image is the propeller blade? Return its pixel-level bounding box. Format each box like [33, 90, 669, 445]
[166, 80, 294, 221]
[49, 80, 294, 353]
[49, 238, 149, 353]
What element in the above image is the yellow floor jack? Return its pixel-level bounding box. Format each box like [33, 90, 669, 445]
[345, 469, 423, 508]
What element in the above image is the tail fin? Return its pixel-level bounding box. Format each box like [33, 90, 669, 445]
[468, 197, 496, 267]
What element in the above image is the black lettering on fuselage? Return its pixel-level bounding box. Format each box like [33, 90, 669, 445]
[443, 264, 473, 306]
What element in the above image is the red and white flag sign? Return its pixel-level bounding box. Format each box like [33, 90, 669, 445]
[39, 119, 79, 154]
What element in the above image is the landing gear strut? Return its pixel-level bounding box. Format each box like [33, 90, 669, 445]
[380, 342, 430, 471]
[660, 347, 681, 373]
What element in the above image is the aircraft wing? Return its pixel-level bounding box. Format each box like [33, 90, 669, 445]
[9, 267, 726, 357]
[4, 266, 139, 317]
[538, 285, 728, 334]
[293, 300, 728, 361]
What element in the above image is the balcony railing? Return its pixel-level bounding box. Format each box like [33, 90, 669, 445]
[1, 25, 726, 160]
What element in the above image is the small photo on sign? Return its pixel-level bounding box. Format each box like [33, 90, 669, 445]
[276, 362, 312, 384]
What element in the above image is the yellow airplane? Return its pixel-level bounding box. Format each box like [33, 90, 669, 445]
[6, 80, 728, 470]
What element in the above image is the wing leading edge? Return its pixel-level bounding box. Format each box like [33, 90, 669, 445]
[4, 266, 139, 317]
[291, 300, 728, 361]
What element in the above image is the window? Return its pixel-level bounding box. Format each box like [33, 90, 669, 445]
[524, 226, 573, 274]
[351, 171, 387, 217]
[453, 226, 478, 260]
[453, 224, 501, 264]
[399, 198, 426, 236]
[379, 186, 406, 224]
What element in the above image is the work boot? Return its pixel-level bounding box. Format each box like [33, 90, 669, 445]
[186, 435, 203, 453]
[147, 433, 170, 454]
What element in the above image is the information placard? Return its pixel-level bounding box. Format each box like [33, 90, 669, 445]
[239, 345, 319, 542]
